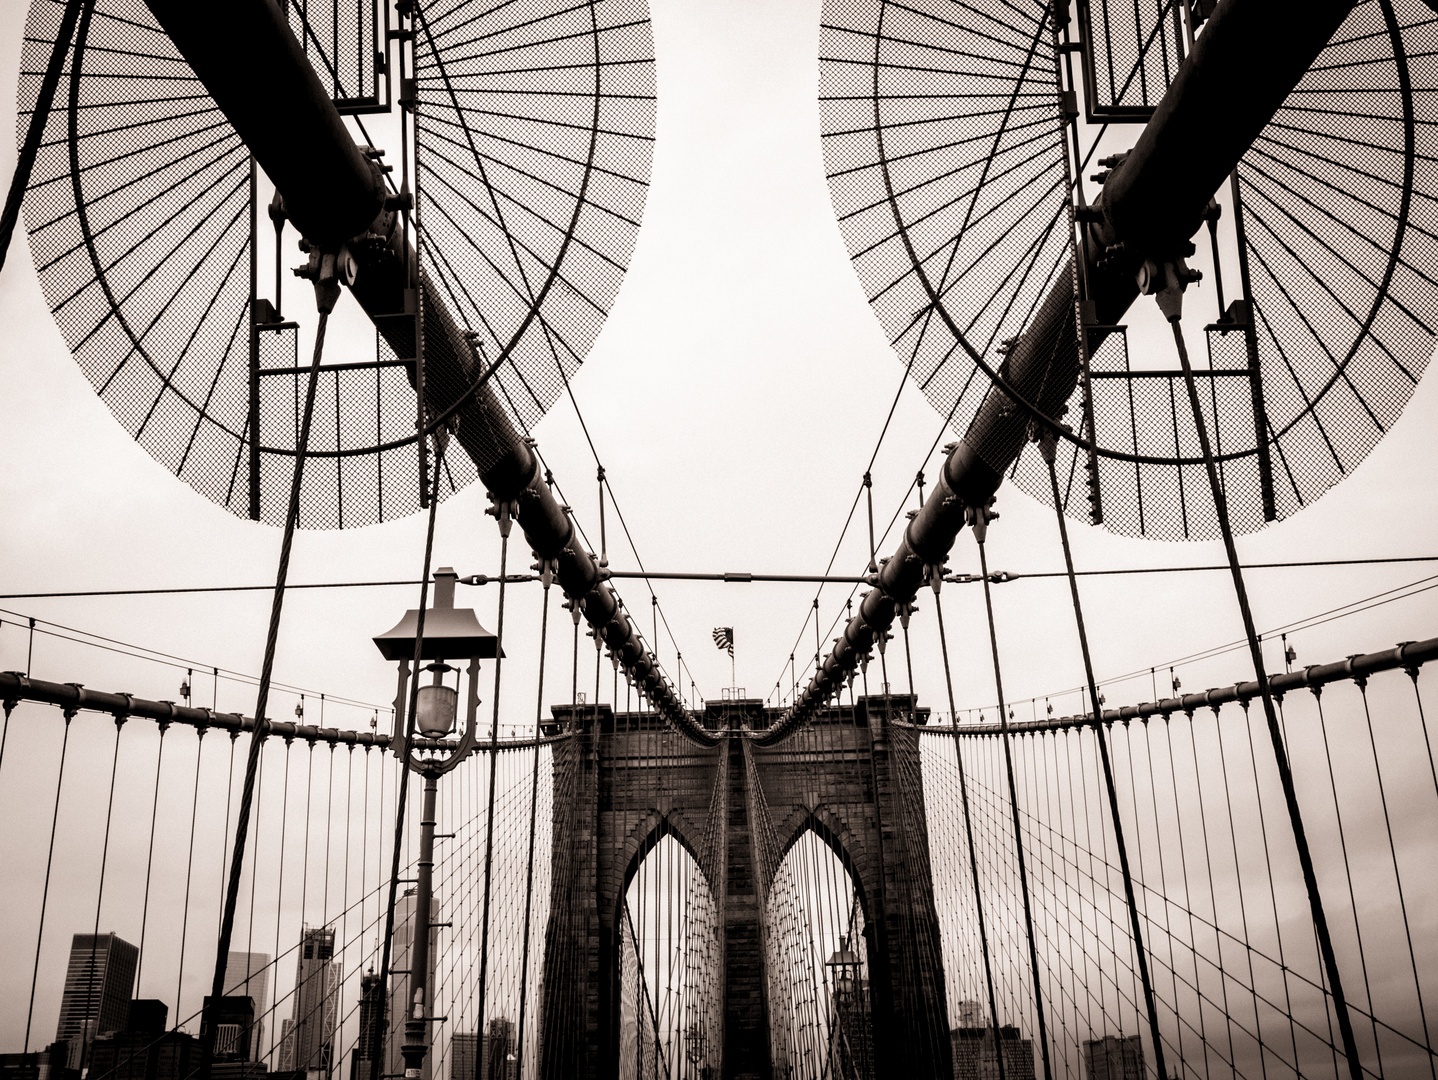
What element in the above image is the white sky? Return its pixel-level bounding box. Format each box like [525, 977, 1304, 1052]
[2, 0, 1435, 729]
[1, 0, 1436, 1064]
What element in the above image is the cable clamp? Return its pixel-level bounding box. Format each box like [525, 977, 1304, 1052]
[924, 564, 945, 594]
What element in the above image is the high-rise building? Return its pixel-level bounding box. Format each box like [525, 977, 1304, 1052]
[1083, 1035, 1145, 1080]
[207, 995, 271, 1080]
[277, 1021, 295, 1072]
[448, 1033, 477, 1080]
[0, 1042, 76, 1080]
[89, 999, 199, 1080]
[951, 1006, 1037, 1080]
[223, 952, 273, 1062]
[281, 928, 340, 1079]
[386, 892, 437, 1080]
[479, 1019, 516, 1080]
[205, 996, 258, 1063]
[348, 970, 386, 1080]
[55, 933, 139, 1068]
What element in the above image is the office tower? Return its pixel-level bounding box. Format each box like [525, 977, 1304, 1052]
[0, 1041, 74, 1080]
[88, 999, 198, 1080]
[951, 1008, 1037, 1080]
[223, 952, 273, 1061]
[1083, 1035, 1145, 1080]
[277, 1021, 295, 1073]
[386, 892, 437, 1080]
[349, 970, 386, 1080]
[206, 996, 258, 1063]
[285, 928, 340, 1078]
[206, 996, 270, 1080]
[448, 1033, 477, 1080]
[479, 1019, 516, 1080]
[54, 933, 139, 1067]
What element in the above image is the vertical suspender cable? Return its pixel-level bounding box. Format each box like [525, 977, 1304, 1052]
[176, 725, 207, 1024]
[78, 718, 124, 1074]
[1169, 314, 1362, 1079]
[515, 569, 552, 1076]
[475, 499, 515, 1051]
[24, 713, 72, 1052]
[971, 510, 1053, 1080]
[135, 721, 169, 995]
[206, 305, 332, 1079]
[932, 584, 1006, 1080]
[1040, 436, 1167, 1080]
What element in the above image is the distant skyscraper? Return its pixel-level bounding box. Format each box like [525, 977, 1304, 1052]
[283, 928, 340, 1078]
[223, 952, 272, 1062]
[950, 1005, 1036, 1080]
[55, 933, 138, 1067]
[349, 969, 385, 1080]
[1084, 1035, 1145, 1080]
[449, 1032, 477, 1080]
[386, 891, 437, 1080]
[480, 1018, 516, 1080]
[88, 999, 197, 1080]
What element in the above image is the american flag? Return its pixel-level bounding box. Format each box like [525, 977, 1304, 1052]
[712, 627, 734, 657]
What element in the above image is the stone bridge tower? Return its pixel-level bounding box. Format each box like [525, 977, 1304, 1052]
[538, 695, 952, 1080]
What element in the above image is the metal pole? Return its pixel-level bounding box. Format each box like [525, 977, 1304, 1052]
[401, 771, 439, 1078]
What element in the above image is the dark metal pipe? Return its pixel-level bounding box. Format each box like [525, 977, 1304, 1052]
[760, 0, 1356, 744]
[141, 2, 699, 740]
[143, 0, 384, 250]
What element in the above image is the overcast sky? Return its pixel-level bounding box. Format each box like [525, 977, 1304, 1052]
[3, 0, 1435, 728]
[1, 0, 1437, 1063]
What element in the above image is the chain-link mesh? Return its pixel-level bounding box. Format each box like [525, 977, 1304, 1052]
[412, 0, 656, 442]
[1008, 325, 1273, 539]
[1010, 0, 1438, 540]
[1077, 0, 1186, 120]
[1232, 0, 1438, 525]
[20, 0, 259, 516]
[822, 0, 1438, 542]
[20, 0, 654, 529]
[819, 0, 1071, 461]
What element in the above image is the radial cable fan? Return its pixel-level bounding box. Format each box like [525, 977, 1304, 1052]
[17, 0, 655, 528]
[820, 0, 1438, 540]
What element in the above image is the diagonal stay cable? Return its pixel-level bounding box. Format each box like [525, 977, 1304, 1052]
[203, 307, 330, 1076]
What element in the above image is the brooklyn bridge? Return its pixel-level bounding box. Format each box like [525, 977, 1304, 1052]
[0, 0, 1435, 1078]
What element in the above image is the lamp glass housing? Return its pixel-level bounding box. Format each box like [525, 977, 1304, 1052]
[415, 683, 459, 738]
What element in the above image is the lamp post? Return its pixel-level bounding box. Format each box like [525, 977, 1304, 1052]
[373, 567, 500, 1080]
[826, 936, 865, 1080]
[684, 1022, 708, 1079]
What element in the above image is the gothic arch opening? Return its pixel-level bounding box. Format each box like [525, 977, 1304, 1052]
[617, 823, 719, 1079]
[764, 822, 875, 1080]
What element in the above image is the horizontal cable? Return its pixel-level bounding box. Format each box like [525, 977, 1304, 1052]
[0, 670, 565, 751]
[919, 636, 1437, 735]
